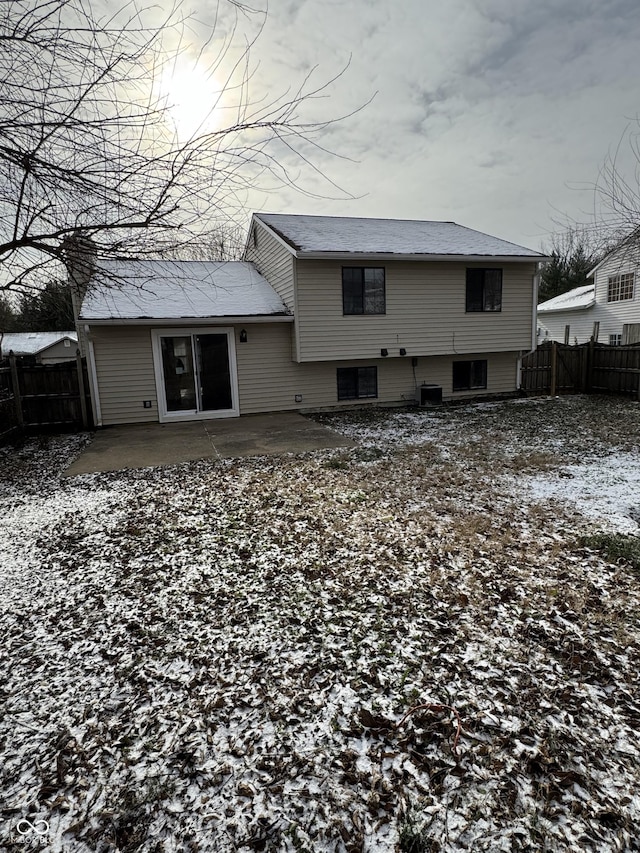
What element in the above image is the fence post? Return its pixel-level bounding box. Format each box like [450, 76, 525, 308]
[76, 350, 88, 429]
[9, 353, 24, 428]
[550, 340, 557, 397]
[587, 340, 594, 393]
[580, 343, 588, 392]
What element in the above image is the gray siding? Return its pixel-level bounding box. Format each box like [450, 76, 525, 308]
[293, 259, 537, 362]
[89, 322, 520, 425]
[39, 339, 77, 363]
[244, 221, 296, 312]
[90, 326, 158, 425]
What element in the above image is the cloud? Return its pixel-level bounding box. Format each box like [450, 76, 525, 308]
[141, 0, 640, 247]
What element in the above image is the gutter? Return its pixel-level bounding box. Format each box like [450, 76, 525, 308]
[77, 314, 295, 327]
[294, 251, 545, 263]
[537, 301, 596, 315]
[517, 265, 542, 390]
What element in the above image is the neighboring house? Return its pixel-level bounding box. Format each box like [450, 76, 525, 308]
[536, 285, 596, 344]
[72, 214, 545, 427]
[0, 331, 78, 363]
[538, 239, 640, 345]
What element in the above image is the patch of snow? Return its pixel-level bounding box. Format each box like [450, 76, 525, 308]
[80, 260, 290, 320]
[256, 213, 543, 257]
[538, 284, 595, 313]
[523, 451, 640, 533]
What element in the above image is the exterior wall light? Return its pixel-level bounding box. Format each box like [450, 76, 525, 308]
[239, 329, 248, 343]
[380, 348, 388, 357]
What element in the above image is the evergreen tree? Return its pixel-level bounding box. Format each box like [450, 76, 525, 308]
[0, 294, 17, 332]
[16, 280, 75, 331]
[539, 230, 601, 303]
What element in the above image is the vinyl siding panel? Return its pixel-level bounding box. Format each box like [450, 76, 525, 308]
[294, 259, 537, 361]
[235, 323, 302, 412]
[90, 326, 158, 425]
[244, 222, 295, 312]
[239, 334, 520, 410]
[412, 351, 519, 399]
[89, 324, 521, 426]
[537, 309, 598, 344]
[592, 248, 640, 338]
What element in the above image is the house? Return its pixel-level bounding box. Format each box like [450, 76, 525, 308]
[0, 331, 78, 363]
[72, 214, 545, 427]
[537, 239, 640, 345]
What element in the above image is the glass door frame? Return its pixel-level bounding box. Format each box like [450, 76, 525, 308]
[151, 327, 240, 422]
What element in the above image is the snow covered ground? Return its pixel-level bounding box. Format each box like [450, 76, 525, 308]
[1, 395, 640, 852]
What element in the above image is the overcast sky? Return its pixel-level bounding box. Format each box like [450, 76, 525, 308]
[188, 0, 640, 251]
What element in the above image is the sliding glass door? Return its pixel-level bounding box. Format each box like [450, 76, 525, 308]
[197, 334, 233, 411]
[152, 328, 239, 421]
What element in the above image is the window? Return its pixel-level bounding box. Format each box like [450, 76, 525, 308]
[342, 267, 385, 314]
[607, 273, 634, 302]
[609, 334, 622, 346]
[452, 359, 487, 392]
[337, 366, 378, 400]
[466, 269, 502, 312]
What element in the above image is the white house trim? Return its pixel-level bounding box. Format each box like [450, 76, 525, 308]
[150, 326, 240, 423]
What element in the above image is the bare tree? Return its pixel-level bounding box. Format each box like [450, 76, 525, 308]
[594, 125, 640, 247]
[0, 0, 354, 294]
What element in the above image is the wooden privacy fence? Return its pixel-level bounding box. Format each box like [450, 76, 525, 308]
[0, 353, 92, 442]
[521, 340, 640, 398]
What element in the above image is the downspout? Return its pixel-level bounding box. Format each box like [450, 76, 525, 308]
[84, 325, 103, 427]
[516, 265, 541, 390]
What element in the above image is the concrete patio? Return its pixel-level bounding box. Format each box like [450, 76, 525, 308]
[64, 412, 353, 475]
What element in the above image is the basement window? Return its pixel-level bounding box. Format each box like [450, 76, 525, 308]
[337, 366, 378, 400]
[452, 359, 487, 392]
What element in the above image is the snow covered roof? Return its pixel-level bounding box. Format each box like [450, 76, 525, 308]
[1, 331, 77, 356]
[537, 284, 595, 314]
[254, 213, 544, 259]
[79, 260, 291, 322]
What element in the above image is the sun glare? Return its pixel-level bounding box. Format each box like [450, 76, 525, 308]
[160, 63, 222, 140]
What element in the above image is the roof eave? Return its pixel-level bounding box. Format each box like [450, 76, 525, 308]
[296, 251, 546, 262]
[79, 314, 294, 326]
[538, 300, 596, 314]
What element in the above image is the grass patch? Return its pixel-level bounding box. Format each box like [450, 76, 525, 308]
[580, 533, 640, 571]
